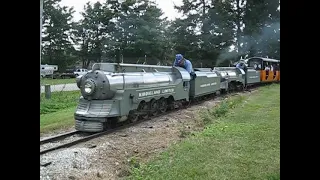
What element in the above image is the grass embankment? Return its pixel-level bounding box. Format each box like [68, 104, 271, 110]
[40, 91, 80, 134]
[41, 78, 76, 85]
[128, 84, 280, 180]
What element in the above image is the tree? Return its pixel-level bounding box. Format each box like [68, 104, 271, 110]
[74, 1, 117, 68]
[42, 0, 280, 71]
[42, 0, 76, 72]
[242, 0, 280, 58]
[172, 0, 236, 67]
[112, 0, 168, 64]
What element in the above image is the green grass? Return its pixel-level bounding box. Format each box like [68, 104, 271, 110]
[40, 91, 80, 115]
[127, 84, 280, 180]
[40, 91, 81, 134]
[40, 107, 76, 134]
[41, 78, 76, 85]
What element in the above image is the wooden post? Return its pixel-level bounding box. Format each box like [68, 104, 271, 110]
[45, 84, 51, 99]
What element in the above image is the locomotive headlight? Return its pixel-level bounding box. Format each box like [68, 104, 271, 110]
[83, 80, 95, 95]
[84, 83, 93, 93]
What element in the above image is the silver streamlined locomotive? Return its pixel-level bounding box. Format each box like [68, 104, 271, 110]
[75, 63, 191, 132]
[74, 57, 280, 132]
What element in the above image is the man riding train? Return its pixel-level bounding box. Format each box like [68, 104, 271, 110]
[236, 60, 248, 71]
[172, 54, 196, 79]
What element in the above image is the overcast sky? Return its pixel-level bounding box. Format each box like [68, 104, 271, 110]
[60, 0, 183, 21]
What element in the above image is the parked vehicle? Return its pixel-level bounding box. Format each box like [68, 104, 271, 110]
[74, 68, 88, 77]
[40, 64, 58, 78]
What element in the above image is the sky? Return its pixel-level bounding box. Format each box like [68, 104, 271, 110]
[60, 0, 183, 21]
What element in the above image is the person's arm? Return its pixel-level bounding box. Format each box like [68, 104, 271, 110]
[172, 59, 178, 66]
[186, 61, 193, 73]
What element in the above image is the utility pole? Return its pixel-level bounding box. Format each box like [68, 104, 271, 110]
[40, 0, 43, 100]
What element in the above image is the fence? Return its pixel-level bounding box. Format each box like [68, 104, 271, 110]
[39, 77, 79, 118]
[41, 83, 79, 93]
[40, 76, 80, 100]
[40, 81, 81, 115]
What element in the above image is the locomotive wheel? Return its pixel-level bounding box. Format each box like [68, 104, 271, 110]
[167, 98, 175, 110]
[139, 101, 149, 119]
[106, 118, 117, 129]
[158, 98, 167, 113]
[150, 99, 159, 116]
[229, 83, 236, 92]
[128, 110, 139, 123]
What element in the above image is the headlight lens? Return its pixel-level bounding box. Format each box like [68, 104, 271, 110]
[84, 83, 92, 93]
[84, 80, 95, 95]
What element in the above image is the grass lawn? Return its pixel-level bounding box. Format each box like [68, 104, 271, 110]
[40, 107, 76, 134]
[40, 91, 81, 134]
[40, 91, 80, 115]
[41, 78, 76, 85]
[127, 84, 280, 180]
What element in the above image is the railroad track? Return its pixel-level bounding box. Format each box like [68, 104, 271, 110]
[40, 130, 79, 145]
[40, 113, 169, 155]
[40, 87, 258, 156]
[41, 131, 97, 155]
[40, 105, 185, 156]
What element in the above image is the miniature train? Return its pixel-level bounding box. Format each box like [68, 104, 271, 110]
[74, 57, 280, 132]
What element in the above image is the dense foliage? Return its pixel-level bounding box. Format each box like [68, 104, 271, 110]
[41, 0, 280, 71]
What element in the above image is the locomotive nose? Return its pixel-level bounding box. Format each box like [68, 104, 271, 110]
[78, 70, 114, 100]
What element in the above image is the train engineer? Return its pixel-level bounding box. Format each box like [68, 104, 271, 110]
[236, 61, 247, 71]
[173, 54, 194, 73]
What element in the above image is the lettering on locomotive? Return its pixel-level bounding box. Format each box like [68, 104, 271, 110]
[200, 82, 217, 88]
[139, 88, 175, 97]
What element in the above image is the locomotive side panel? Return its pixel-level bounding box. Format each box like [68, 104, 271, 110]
[190, 70, 221, 98]
[92, 63, 172, 73]
[214, 67, 245, 84]
[133, 85, 177, 103]
[171, 67, 191, 101]
[245, 69, 261, 84]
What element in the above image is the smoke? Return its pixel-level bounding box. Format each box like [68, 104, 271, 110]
[215, 49, 238, 66]
[242, 22, 280, 55]
[216, 21, 280, 65]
